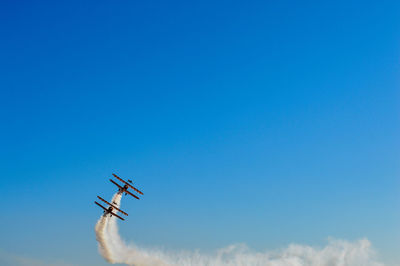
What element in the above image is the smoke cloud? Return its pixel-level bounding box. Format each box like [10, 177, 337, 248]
[95, 194, 383, 266]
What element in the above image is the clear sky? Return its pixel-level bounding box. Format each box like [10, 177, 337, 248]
[0, 1, 399, 265]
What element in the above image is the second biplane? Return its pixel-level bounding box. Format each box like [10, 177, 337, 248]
[94, 196, 128, 221]
[110, 173, 143, 200]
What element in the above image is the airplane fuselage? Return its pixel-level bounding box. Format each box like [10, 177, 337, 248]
[103, 206, 114, 217]
[118, 184, 129, 194]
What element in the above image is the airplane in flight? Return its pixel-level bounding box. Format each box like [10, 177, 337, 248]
[110, 173, 143, 199]
[94, 195, 128, 221]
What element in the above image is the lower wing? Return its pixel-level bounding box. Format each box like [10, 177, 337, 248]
[95, 201, 108, 212]
[125, 189, 140, 200]
[109, 211, 125, 221]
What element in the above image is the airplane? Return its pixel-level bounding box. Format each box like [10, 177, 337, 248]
[94, 196, 128, 221]
[110, 173, 143, 199]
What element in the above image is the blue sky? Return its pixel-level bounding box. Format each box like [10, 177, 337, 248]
[0, 1, 399, 265]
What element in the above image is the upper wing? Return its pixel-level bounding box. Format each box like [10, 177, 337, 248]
[109, 211, 125, 221]
[125, 189, 140, 200]
[112, 173, 143, 195]
[95, 201, 108, 212]
[128, 184, 143, 196]
[97, 196, 128, 216]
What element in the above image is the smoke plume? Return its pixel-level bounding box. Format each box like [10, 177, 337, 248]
[95, 194, 383, 266]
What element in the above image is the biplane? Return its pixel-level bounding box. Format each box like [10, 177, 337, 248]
[94, 196, 128, 221]
[110, 173, 143, 199]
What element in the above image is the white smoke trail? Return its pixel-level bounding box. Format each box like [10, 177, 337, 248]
[95, 195, 384, 266]
[95, 212, 112, 262]
[95, 193, 167, 265]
